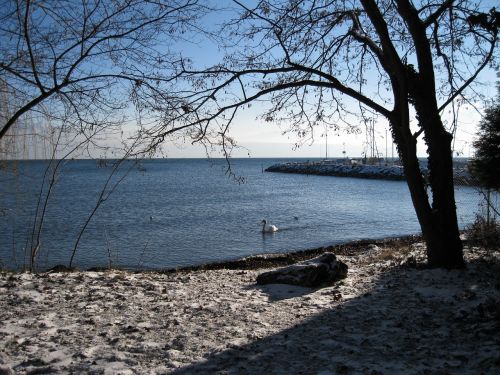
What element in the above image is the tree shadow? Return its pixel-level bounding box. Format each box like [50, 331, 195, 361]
[170, 257, 500, 374]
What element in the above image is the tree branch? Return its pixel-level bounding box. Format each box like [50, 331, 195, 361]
[0, 86, 60, 139]
[423, 0, 454, 28]
[347, 10, 385, 62]
[395, 0, 436, 88]
[438, 36, 497, 112]
[23, 0, 45, 93]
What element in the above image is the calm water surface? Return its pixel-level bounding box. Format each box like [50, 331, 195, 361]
[0, 158, 481, 270]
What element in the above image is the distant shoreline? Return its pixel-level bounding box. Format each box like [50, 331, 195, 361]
[265, 161, 476, 186]
[0, 156, 472, 162]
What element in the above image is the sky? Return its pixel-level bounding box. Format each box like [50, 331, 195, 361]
[158, 1, 498, 160]
[162, 101, 489, 159]
[1, 0, 497, 160]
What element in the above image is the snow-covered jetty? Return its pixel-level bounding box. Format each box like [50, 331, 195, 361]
[266, 161, 407, 181]
[265, 161, 474, 185]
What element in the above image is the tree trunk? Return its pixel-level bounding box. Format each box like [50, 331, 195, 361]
[392, 113, 464, 269]
[387, 0, 465, 268]
[424, 116, 465, 268]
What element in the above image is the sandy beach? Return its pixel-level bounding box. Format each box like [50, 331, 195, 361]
[1, 240, 499, 374]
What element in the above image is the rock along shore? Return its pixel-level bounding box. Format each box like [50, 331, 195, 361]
[265, 161, 474, 185]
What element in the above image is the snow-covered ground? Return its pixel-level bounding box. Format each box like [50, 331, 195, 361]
[1, 242, 499, 374]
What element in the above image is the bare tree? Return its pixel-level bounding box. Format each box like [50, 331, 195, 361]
[0, 0, 209, 270]
[146, 0, 498, 268]
[0, 0, 205, 152]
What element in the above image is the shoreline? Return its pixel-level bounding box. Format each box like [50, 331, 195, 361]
[155, 234, 423, 273]
[4, 235, 423, 275]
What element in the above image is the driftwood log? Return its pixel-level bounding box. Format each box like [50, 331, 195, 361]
[256, 253, 348, 288]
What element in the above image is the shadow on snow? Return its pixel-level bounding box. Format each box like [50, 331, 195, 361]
[170, 257, 499, 374]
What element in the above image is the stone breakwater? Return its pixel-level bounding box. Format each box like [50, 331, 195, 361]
[265, 161, 474, 185]
[266, 161, 407, 181]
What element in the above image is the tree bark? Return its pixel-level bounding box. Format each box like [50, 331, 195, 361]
[394, 115, 464, 268]
[423, 114, 465, 268]
[402, 72, 465, 268]
[388, 0, 465, 268]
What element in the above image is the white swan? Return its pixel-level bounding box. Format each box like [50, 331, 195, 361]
[261, 219, 278, 233]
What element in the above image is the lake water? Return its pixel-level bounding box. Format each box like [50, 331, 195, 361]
[0, 158, 482, 271]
